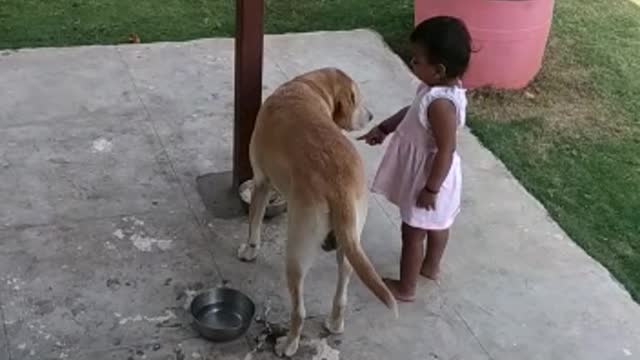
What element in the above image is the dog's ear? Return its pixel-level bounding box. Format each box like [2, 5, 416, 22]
[333, 87, 356, 130]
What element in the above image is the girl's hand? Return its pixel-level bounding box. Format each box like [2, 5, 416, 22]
[357, 126, 387, 145]
[417, 188, 438, 210]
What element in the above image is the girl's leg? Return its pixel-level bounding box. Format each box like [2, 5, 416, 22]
[420, 229, 449, 280]
[383, 222, 428, 302]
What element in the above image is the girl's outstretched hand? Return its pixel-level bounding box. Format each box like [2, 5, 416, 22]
[417, 188, 437, 210]
[357, 126, 387, 145]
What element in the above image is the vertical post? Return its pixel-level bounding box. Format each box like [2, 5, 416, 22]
[233, 0, 264, 188]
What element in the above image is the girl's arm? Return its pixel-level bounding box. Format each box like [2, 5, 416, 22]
[377, 106, 410, 134]
[358, 106, 409, 145]
[425, 99, 457, 193]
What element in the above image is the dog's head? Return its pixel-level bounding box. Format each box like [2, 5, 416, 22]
[302, 68, 373, 131]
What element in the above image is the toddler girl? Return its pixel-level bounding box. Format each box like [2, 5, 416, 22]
[358, 16, 471, 302]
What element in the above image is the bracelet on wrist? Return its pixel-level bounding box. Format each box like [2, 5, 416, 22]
[425, 186, 439, 194]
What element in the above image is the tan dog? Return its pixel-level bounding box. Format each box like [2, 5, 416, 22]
[237, 68, 398, 357]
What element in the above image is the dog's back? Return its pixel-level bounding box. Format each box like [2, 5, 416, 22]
[251, 75, 365, 206]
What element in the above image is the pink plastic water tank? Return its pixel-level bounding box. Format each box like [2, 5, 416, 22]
[414, 0, 555, 89]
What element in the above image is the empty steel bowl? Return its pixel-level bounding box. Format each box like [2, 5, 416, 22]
[238, 179, 287, 218]
[190, 287, 256, 342]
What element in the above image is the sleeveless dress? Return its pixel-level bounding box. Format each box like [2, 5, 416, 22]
[371, 82, 467, 230]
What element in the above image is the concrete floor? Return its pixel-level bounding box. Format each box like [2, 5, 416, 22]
[1, 30, 639, 360]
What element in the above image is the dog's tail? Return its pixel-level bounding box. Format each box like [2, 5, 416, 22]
[330, 197, 398, 318]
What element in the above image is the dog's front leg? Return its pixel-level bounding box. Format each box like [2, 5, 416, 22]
[237, 180, 270, 261]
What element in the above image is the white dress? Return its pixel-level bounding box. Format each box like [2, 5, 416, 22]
[371, 82, 467, 230]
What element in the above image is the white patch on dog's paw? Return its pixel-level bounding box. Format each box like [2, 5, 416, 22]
[237, 244, 259, 262]
[324, 317, 345, 334]
[275, 336, 299, 357]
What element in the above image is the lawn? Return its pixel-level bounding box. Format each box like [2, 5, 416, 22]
[468, 0, 640, 300]
[1, 0, 639, 301]
[0, 0, 413, 56]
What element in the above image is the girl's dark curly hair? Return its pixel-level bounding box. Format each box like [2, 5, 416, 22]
[410, 16, 473, 79]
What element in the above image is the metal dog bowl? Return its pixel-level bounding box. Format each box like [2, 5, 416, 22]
[190, 287, 256, 342]
[238, 179, 287, 218]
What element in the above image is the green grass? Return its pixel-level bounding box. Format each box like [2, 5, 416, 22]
[1, 0, 640, 300]
[0, 0, 413, 56]
[469, 0, 640, 300]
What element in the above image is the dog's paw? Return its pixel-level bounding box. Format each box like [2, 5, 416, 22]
[324, 316, 345, 334]
[237, 244, 259, 262]
[275, 336, 299, 357]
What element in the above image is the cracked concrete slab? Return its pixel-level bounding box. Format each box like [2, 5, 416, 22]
[0, 210, 222, 358]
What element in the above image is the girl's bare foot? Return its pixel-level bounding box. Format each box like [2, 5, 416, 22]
[383, 278, 415, 302]
[419, 265, 439, 280]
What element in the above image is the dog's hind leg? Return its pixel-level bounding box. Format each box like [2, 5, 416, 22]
[275, 203, 325, 357]
[237, 176, 271, 262]
[275, 255, 308, 357]
[325, 246, 353, 334]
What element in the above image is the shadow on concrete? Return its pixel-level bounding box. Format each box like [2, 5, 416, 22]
[196, 171, 246, 219]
